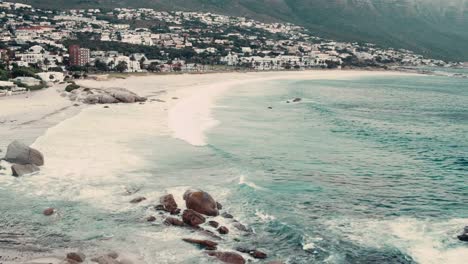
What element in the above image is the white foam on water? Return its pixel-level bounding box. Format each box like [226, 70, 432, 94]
[326, 217, 468, 264]
[11, 102, 169, 210]
[255, 210, 276, 222]
[238, 175, 264, 190]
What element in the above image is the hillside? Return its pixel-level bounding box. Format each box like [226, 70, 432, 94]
[10, 0, 468, 61]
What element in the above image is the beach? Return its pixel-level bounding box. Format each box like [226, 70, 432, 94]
[1, 69, 467, 264]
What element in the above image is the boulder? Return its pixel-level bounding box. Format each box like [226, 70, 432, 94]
[43, 208, 55, 216]
[208, 220, 219, 228]
[11, 164, 40, 177]
[107, 88, 146, 103]
[183, 189, 219, 216]
[233, 222, 252, 233]
[5, 140, 44, 166]
[84, 94, 100, 104]
[182, 209, 206, 227]
[458, 226, 468, 242]
[129, 197, 146, 204]
[206, 251, 246, 264]
[292, 98, 302, 102]
[221, 212, 234, 219]
[217, 226, 229, 235]
[236, 247, 267, 259]
[159, 194, 178, 213]
[99, 94, 119, 104]
[216, 202, 223, 210]
[146, 216, 156, 222]
[164, 217, 184, 226]
[66, 252, 86, 263]
[182, 238, 218, 250]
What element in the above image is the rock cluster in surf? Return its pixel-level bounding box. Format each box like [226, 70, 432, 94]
[146, 189, 274, 264]
[2, 140, 44, 177]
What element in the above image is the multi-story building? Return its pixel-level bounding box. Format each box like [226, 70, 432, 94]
[69, 45, 90, 66]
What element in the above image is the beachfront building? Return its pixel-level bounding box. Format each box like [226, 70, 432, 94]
[69, 45, 90, 66]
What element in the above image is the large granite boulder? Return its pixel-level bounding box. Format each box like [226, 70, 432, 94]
[206, 251, 246, 264]
[11, 164, 40, 177]
[183, 189, 219, 216]
[5, 140, 44, 166]
[107, 88, 146, 103]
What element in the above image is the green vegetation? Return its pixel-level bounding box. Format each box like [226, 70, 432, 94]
[65, 83, 80, 92]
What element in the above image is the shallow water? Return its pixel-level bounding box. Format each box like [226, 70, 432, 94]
[0, 73, 467, 263]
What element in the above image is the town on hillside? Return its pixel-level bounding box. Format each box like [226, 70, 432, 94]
[0, 1, 463, 94]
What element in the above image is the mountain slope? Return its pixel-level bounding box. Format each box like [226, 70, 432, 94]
[10, 0, 468, 61]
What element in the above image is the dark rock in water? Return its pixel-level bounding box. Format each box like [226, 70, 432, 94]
[182, 238, 218, 250]
[217, 226, 229, 235]
[206, 251, 246, 264]
[164, 217, 184, 226]
[458, 226, 468, 242]
[221, 212, 234, 219]
[216, 202, 223, 210]
[233, 222, 252, 233]
[235, 247, 267, 259]
[292, 98, 302, 102]
[170, 208, 181, 215]
[43, 208, 55, 216]
[268, 107, 273, 109]
[154, 204, 165, 211]
[5, 140, 44, 166]
[208, 220, 219, 228]
[172, 97, 179, 100]
[11, 164, 40, 177]
[160, 194, 178, 213]
[250, 250, 267, 259]
[182, 209, 206, 227]
[91, 255, 120, 264]
[107, 252, 119, 259]
[103, 106, 109, 108]
[286, 101, 290, 103]
[130, 197, 146, 203]
[67, 252, 86, 263]
[183, 189, 219, 216]
[146, 216, 156, 222]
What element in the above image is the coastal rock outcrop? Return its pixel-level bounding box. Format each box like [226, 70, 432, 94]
[206, 251, 246, 264]
[43, 208, 55, 216]
[5, 140, 44, 166]
[11, 164, 40, 177]
[159, 194, 178, 214]
[182, 238, 218, 250]
[217, 226, 229, 235]
[182, 209, 206, 227]
[69, 87, 146, 105]
[164, 217, 184, 226]
[458, 226, 468, 242]
[236, 247, 267, 259]
[66, 252, 86, 263]
[129, 197, 146, 204]
[183, 189, 219, 216]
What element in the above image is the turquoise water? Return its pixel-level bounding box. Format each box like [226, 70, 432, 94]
[204, 75, 468, 263]
[1, 73, 467, 263]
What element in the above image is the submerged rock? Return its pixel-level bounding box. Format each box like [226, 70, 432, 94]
[43, 208, 55, 216]
[183, 189, 219, 216]
[182, 209, 206, 227]
[164, 217, 184, 226]
[221, 212, 234, 219]
[129, 197, 146, 204]
[292, 98, 302, 102]
[217, 226, 229, 235]
[182, 238, 218, 250]
[458, 226, 468, 242]
[11, 164, 40, 177]
[216, 202, 223, 210]
[206, 251, 246, 264]
[236, 247, 267, 259]
[66, 252, 86, 263]
[5, 140, 44, 166]
[208, 220, 219, 228]
[146, 216, 156, 222]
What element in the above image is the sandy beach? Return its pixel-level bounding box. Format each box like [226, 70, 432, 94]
[0, 70, 424, 263]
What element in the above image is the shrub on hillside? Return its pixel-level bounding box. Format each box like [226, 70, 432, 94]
[65, 83, 80, 92]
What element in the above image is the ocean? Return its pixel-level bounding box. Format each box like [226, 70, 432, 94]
[0, 71, 467, 263]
